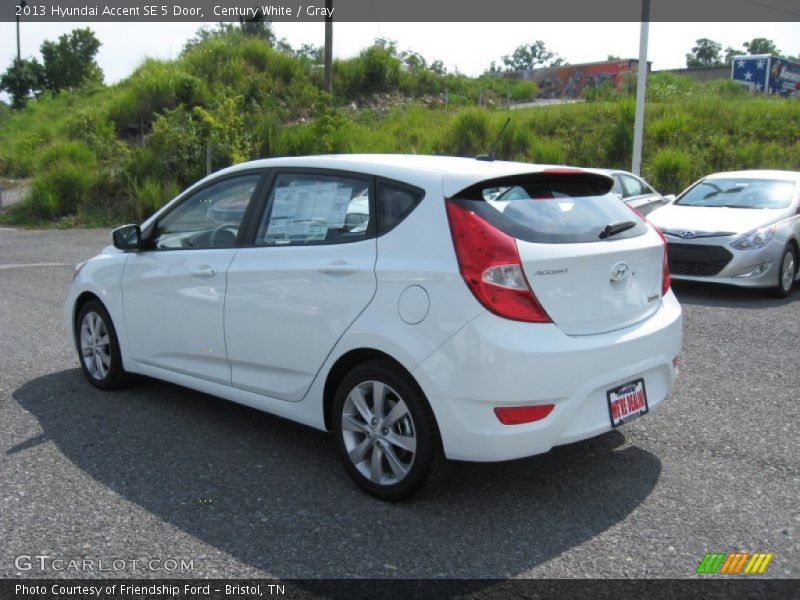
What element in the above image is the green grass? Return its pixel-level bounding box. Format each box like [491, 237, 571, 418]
[1, 29, 799, 227]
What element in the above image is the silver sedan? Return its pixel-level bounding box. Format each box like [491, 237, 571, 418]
[648, 170, 800, 297]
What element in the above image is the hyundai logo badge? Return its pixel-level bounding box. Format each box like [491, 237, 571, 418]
[610, 261, 630, 282]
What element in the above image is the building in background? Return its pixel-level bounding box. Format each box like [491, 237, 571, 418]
[502, 59, 648, 99]
[656, 66, 729, 83]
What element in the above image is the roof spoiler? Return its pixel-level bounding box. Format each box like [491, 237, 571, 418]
[452, 169, 615, 200]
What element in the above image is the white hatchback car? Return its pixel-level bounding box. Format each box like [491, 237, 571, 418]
[66, 155, 683, 500]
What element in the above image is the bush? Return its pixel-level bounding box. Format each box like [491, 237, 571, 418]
[646, 72, 696, 102]
[127, 176, 180, 221]
[147, 106, 206, 186]
[584, 80, 617, 103]
[250, 113, 282, 158]
[527, 137, 567, 164]
[334, 44, 402, 98]
[509, 80, 537, 102]
[701, 79, 747, 98]
[38, 140, 96, 171]
[649, 113, 689, 145]
[27, 159, 95, 219]
[122, 147, 163, 182]
[109, 60, 207, 130]
[444, 109, 491, 156]
[649, 147, 694, 193]
[603, 100, 635, 167]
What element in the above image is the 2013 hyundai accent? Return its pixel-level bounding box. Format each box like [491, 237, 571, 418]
[65, 155, 683, 500]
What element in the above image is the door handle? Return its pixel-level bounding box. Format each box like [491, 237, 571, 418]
[318, 262, 359, 276]
[190, 265, 217, 278]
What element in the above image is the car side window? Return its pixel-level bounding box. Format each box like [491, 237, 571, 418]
[151, 175, 261, 250]
[620, 175, 646, 197]
[378, 182, 424, 234]
[255, 173, 371, 245]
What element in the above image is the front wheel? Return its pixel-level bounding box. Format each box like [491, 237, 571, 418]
[332, 360, 447, 501]
[75, 300, 126, 390]
[769, 245, 797, 298]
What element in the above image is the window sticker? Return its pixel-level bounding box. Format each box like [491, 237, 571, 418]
[265, 183, 353, 242]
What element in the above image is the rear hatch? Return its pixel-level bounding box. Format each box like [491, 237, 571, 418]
[449, 170, 666, 336]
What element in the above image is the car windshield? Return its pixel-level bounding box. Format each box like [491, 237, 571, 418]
[676, 178, 796, 209]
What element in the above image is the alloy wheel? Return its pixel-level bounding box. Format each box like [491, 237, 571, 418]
[340, 380, 417, 486]
[781, 251, 795, 293]
[80, 311, 111, 380]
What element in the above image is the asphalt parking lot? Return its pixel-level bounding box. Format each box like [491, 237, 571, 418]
[0, 226, 797, 579]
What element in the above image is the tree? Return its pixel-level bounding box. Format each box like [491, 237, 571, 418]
[0, 57, 44, 108]
[429, 60, 446, 75]
[373, 38, 399, 55]
[40, 28, 103, 93]
[685, 38, 724, 67]
[400, 50, 426, 70]
[502, 41, 562, 71]
[723, 46, 739, 64]
[607, 54, 621, 61]
[239, 10, 276, 45]
[744, 38, 780, 56]
[295, 43, 323, 66]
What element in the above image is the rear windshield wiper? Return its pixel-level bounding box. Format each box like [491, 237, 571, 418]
[599, 220, 637, 239]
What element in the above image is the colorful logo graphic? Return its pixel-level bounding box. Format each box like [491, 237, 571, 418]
[696, 552, 773, 574]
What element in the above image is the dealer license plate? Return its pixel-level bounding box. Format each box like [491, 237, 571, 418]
[606, 379, 648, 428]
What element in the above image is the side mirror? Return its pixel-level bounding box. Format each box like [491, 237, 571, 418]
[112, 224, 141, 250]
[663, 194, 676, 204]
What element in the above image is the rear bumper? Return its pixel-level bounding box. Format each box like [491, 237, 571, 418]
[412, 291, 683, 462]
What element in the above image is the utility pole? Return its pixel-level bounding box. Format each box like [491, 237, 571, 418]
[17, 0, 27, 61]
[631, 0, 650, 176]
[323, 0, 333, 93]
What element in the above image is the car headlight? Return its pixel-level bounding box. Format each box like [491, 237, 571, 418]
[731, 225, 775, 250]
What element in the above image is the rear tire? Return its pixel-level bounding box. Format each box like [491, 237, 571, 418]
[769, 245, 796, 298]
[75, 300, 126, 390]
[332, 360, 447, 501]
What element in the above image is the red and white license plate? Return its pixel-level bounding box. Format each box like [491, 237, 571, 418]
[606, 379, 648, 427]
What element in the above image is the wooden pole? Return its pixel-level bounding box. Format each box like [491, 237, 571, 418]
[323, 0, 333, 93]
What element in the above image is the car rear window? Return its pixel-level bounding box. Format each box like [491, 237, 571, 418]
[676, 178, 796, 209]
[453, 173, 647, 244]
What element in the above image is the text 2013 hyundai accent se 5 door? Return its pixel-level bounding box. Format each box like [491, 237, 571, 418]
[65, 155, 683, 500]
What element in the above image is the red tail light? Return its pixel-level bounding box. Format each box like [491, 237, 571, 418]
[627, 205, 671, 296]
[654, 226, 671, 295]
[494, 404, 555, 425]
[445, 200, 551, 323]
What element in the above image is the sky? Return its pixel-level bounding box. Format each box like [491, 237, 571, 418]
[0, 21, 798, 95]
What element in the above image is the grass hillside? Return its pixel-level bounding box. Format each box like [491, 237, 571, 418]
[1, 28, 798, 227]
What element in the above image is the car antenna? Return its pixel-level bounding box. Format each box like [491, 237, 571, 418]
[476, 117, 511, 162]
